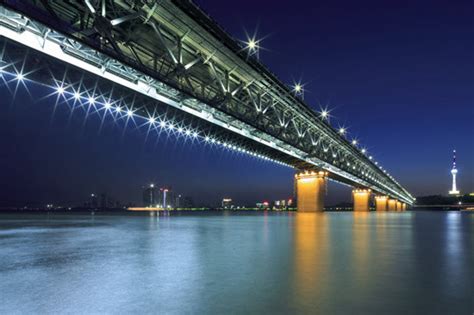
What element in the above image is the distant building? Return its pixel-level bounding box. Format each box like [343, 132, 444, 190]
[90, 193, 98, 208]
[100, 193, 108, 209]
[222, 198, 233, 209]
[274, 199, 287, 210]
[175, 194, 182, 208]
[143, 184, 158, 207]
[182, 196, 194, 208]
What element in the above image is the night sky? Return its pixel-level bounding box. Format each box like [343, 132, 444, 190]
[0, 0, 472, 207]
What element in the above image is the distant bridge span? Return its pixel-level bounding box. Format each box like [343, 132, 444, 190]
[0, 0, 414, 209]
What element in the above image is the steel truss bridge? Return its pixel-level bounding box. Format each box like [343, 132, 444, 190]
[0, 0, 414, 204]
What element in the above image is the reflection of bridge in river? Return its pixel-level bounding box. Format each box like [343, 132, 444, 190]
[0, 1, 414, 210]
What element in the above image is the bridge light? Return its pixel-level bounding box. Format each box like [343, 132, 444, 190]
[56, 86, 65, 94]
[115, 106, 122, 113]
[361, 148, 366, 154]
[104, 102, 112, 109]
[192, 132, 198, 138]
[160, 121, 166, 128]
[243, 31, 263, 57]
[126, 109, 134, 117]
[74, 92, 81, 100]
[369, 156, 373, 160]
[205, 136, 210, 142]
[352, 139, 358, 145]
[339, 127, 346, 135]
[16, 73, 24, 81]
[178, 127, 183, 133]
[148, 117, 156, 124]
[88, 96, 95, 104]
[168, 123, 174, 130]
[185, 130, 191, 136]
[247, 39, 257, 50]
[294, 84, 302, 93]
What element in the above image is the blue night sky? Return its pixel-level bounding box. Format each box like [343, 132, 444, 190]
[0, 0, 472, 207]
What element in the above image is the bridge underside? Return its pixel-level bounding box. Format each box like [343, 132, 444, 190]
[0, 38, 310, 169]
[0, 1, 414, 205]
[0, 35, 408, 203]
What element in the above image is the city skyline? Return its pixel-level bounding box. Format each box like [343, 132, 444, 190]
[0, 0, 472, 207]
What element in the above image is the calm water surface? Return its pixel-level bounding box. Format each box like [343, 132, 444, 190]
[0, 211, 472, 314]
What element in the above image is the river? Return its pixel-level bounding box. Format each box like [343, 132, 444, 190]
[0, 211, 472, 314]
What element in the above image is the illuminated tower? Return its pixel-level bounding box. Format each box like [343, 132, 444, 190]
[449, 150, 460, 195]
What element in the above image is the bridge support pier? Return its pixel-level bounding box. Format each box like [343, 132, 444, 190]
[295, 171, 327, 212]
[353, 189, 371, 211]
[375, 196, 388, 211]
[387, 199, 397, 211]
[396, 201, 402, 211]
[402, 203, 407, 211]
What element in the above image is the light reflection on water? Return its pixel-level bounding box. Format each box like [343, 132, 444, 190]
[0, 211, 472, 314]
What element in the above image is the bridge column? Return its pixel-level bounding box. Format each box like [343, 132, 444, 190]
[396, 201, 402, 211]
[375, 196, 388, 211]
[402, 203, 407, 211]
[295, 171, 327, 212]
[387, 199, 397, 211]
[352, 189, 371, 212]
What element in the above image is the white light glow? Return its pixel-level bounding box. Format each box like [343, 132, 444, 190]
[56, 86, 64, 94]
[88, 96, 95, 104]
[247, 39, 256, 50]
[149, 117, 156, 124]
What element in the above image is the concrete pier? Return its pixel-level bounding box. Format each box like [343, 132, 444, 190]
[387, 199, 397, 211]
[375, 196, 388, 211]
[396, 201, 402, 211]
[295, 171, 327, 212]
[353, 189, 371, 212]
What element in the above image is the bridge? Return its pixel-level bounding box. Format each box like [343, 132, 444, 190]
[0, 0, 414, 211]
